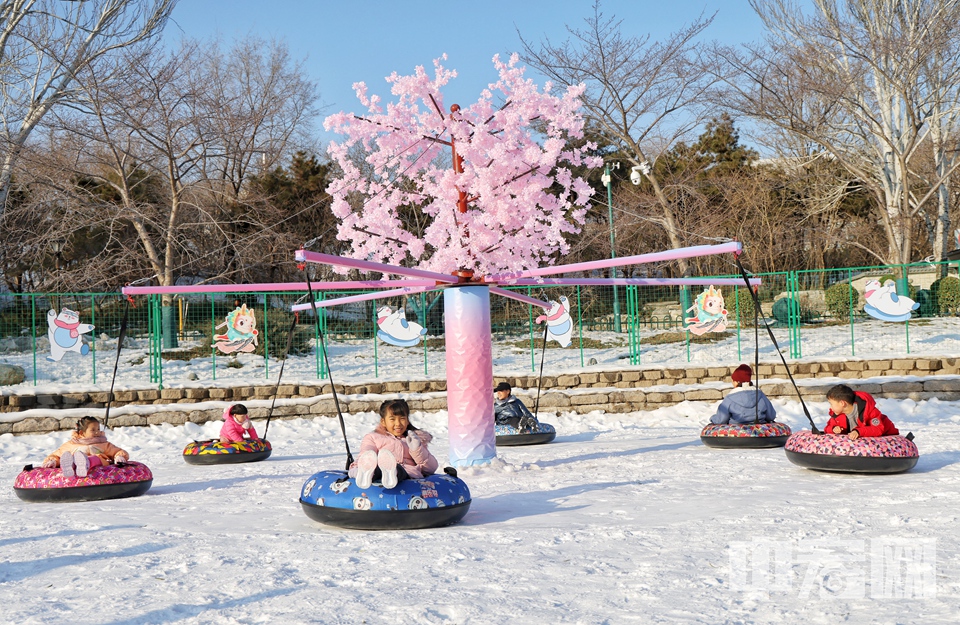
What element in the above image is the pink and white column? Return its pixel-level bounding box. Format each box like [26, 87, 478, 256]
[443, 285, 495, 466]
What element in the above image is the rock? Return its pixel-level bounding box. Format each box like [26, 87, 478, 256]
[587, 357, 598, 366]
[186, 372, 199, 381]
[100, 333, 110, 341]
[0, 364, 26, 386]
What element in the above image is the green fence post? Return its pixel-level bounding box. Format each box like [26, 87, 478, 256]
[735, 287, 742, 362]
[90, 294, 97, 384]
[848, 269, 856, 357]
[263, 296, 270, 379]
[373, 298, 379, 379]
[527, 287, 535, 373]
[421, 292, 428, 376]
[31, 294, 37, 386]
[210, 295, 217, 382]
[577, 285, 583, 367]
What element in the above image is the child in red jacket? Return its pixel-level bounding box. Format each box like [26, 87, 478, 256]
[825, 384, 899, 439]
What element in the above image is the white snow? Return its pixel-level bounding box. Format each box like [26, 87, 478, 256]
[2, 395, 959, 623]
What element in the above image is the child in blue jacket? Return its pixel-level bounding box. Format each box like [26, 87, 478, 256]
[710, 364, 777, 424]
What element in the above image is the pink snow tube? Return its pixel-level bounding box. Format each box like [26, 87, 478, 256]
[784, 430, 918, 474]
[13, 462, 153, 502]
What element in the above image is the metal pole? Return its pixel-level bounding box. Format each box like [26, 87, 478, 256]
[604, 164, 622, 333]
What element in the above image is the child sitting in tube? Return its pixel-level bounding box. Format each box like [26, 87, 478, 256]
[825, 384, 899, 439]
[349, 399, 438, 489]
[493, 381, 539, 432]
[220, 403, 260, 443]
[41, 416, 130, 477]
[709, 364, 777, 425]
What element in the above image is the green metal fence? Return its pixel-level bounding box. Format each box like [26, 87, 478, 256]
[1, 260, 957, 388]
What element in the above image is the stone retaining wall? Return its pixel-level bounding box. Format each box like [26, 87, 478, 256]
[3, 357, 960, 435]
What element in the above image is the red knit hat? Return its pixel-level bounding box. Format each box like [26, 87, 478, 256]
[731, 364, 752, 384]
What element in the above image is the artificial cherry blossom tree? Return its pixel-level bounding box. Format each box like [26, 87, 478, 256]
[323, 54, 600, 276]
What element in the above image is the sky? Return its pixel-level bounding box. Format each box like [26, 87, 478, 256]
[165, 1, 765, 145]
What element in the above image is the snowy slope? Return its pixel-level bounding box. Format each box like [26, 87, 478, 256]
[2, 396, 958, 624]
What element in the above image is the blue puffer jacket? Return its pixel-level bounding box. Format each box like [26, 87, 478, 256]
[494, 395, 535, 425]
[710, 386, 777, 424]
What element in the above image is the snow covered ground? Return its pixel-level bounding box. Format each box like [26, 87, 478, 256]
[2, 395, 958, 624]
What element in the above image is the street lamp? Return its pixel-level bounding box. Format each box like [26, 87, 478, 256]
[601, 163, 622, 333]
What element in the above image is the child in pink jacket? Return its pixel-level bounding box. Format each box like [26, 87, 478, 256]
[41, 416, 129, 477]
[219, 404, 260, 443]
[348, 399, 438, 489]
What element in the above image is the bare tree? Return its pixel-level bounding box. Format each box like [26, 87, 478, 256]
[0, 0, 176, 213]
[720, 0, 960, 265]
[519, 1, 716, 273]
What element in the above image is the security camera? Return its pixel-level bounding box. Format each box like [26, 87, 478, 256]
[630, 166, 643, 185]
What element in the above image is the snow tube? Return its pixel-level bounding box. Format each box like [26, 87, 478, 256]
[495, 422, 557, 446]
[299, 469, 471, 530]
[13, 462, 153, 503]
[784, 430, 919, 474]
[700, 422, 792, 449]
[182, 439, 272, 465]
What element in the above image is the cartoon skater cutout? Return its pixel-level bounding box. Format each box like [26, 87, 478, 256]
[685, 285, 728, 336]
[46, 308, 94, 362]
[376, 305, 427, 347]
[863, 279, 919, 323]
[535, 296, 573, 347]
[215, 304, 259, 354]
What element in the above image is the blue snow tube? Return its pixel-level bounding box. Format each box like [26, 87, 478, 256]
[495, 421, 556, 446]
[299, 469, 471, 530]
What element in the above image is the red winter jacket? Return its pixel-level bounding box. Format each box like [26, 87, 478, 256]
[825, 391, 899, 437]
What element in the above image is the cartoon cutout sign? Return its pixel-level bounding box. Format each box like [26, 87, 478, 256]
[863, 279, 919, 323]
[376, 305, 427, 347]
[685, 285, 728, 336]
[535, 296, 573, 347]
[215, 304, 259, 354]
[47, 308, 94, 362]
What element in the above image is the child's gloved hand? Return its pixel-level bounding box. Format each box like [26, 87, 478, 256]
[240, 420, 254, 430]
[406, 431, 421, 451]
[114, 452, 129, 464]
[40, 458, 57, 468]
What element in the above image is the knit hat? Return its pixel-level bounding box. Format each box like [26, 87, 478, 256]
[731, 364, 752, 384]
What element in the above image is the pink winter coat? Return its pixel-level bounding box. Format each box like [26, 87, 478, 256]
[348, 425, 438, 480]
[219, 408, 260, 443]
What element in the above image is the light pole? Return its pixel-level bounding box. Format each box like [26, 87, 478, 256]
[601, 164, 622, 333]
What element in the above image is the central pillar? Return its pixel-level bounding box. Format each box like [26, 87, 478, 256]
[443, 285, 495, 466]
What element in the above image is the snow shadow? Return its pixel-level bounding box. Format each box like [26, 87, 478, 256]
[532, 439, 698, 470]
[0, 525, 141, 550]
[463, 480, 637, 524]
[148, 473, 293, 496]
[909, 450, 960, 473]
[96, 587, 299, 625]
[0, 542, 168, 583]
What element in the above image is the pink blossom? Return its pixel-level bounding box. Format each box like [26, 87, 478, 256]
[322, 55, 601, 276]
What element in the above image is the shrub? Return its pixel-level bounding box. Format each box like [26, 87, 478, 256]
[730, 287, 760, 327]
[931, 276, 960, 314]
[824, 282, 862, 320]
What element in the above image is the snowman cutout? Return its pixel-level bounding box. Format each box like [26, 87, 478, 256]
[46, 308, 94, 362]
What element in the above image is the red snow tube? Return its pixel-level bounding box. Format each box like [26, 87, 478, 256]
[784, 430, 918, 474]
[13, 462, 153, 503]
[700, 422, 792, 449]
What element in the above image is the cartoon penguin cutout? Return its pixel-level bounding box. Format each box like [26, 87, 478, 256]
[376, 305, 427, 347]
[535, 296, 573, 347]
[863, 279, 919, 322]
[46, 308, 95, 362]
